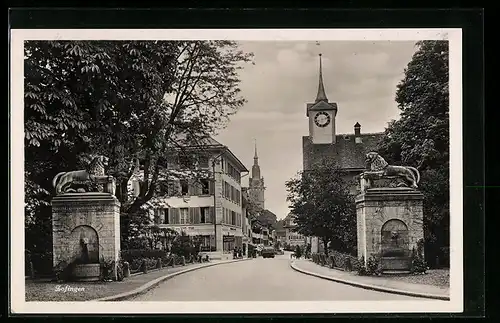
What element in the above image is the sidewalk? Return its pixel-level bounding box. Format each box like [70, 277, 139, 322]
[290, 259, 450, 301]
[26, 258, 249, 302]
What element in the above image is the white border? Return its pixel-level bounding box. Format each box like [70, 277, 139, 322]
[10, 28, 463, 314]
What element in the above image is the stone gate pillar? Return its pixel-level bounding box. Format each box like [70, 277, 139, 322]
[52, 192, 121, 281]
[355, 187, 424, 271]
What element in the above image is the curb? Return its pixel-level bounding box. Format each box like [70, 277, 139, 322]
[91, 258, 250, 302]
[289, 261, 450, 301]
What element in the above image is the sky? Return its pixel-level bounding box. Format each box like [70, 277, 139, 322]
[214, 40, 418, 220]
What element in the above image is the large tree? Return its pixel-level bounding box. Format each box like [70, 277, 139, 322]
[377, 40, 449, 267]
[24, 40, 253, 251]
[285, 160, 357, 256]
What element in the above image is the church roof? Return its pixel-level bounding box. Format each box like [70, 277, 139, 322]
[302, 132, 384, 170]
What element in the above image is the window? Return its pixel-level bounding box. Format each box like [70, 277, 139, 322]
[200, 207, 210, 223]
[180, 180, 189, 195]
[180, 208, 189, 224]
[226, 182, 231, 199]
[198, 155, 209, 168]
[154, 208, 167, 224]
[200, 179, 210, 195]
[231, 211, 236, 225]
[179, 155, 192, 169]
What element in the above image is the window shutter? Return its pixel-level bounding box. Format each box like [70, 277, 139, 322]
[195, 207, 201, 224]
[153, 209, 160, 224]
[209, 180, 215, 195]
[164, 208, 169, 224]
[188, 207, 195, 224]
[159, 209, 166, 224]
[209, 207, 214, 223]
[168, 208, 175, 224]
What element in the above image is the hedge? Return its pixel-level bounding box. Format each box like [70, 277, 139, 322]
[311, 251, 361, 272]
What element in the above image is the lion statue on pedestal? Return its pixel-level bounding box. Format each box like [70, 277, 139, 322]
[363, 152, 420, 189]
[52, 155, 115, 195]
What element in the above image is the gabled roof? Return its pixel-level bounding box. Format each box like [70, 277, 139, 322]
[169, 132, 248, 172]
[306, 100, 338, 117]
[302, 132, 383, 170]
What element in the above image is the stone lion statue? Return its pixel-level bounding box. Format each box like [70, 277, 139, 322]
[364, 152, 420, 189]
[52, 155, 115, 195]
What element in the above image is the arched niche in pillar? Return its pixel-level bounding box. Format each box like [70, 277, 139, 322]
[70, 225, 99, 264]
[380, 219, 409, 258]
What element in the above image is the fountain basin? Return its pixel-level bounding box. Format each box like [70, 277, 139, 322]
[380, 256, 412, 271]
[72, 263, 100, 281]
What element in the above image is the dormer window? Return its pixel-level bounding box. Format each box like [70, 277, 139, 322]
[344, 135, 350, 140]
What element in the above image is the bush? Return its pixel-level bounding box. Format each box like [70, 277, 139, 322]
[120, 249, 168, 263]
[357, 256, 368, 276]
[327, 250, 359, 271]
[366, 254, 382, 275]
[26, 251, 53, 278]
[101, 258, 124, 281]
[410, 246, 428, 274]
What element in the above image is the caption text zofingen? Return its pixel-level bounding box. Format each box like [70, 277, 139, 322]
[54, 285, 85, 293]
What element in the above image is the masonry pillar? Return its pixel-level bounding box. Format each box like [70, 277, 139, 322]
[356, 187, 424, 271]
[52, 192, 121, 281]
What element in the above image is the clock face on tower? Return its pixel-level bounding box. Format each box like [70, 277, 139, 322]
[314, 111, 331, 128]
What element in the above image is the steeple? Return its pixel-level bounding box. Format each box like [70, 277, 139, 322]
[315, 54, 328, 103]
[254, 139, 258, 163]
[252, 139, 261, 179]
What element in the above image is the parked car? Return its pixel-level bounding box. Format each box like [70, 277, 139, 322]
[275, 248, 284, 255]
[261, 247, 276, 258]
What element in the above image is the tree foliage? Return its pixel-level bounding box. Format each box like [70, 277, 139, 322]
[285, 160, 357, 256]
[377, 40, 450, 266]
[24, 40, 253, 251]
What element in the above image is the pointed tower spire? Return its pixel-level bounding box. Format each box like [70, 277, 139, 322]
[315, 53, 328, 103]
[254, 138, 258, 161]
[251, 138, 261, 179]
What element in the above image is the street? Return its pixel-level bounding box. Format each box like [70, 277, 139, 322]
[131, 253, 420, 301]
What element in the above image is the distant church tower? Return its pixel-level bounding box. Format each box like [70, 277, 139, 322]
[306, 54, 338, 144]
[248, 140, 265, 209]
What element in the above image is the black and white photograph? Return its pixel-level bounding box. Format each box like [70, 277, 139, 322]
[10, 28, 463, 314]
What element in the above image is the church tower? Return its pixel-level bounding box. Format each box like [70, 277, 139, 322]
[306, 54, 338, 144]
[248, 140, 265, 209]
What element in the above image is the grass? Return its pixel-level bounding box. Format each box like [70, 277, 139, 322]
[25, 262, 205, 302]
[25, 280, 125, 302]
[375, 269, 450, 287]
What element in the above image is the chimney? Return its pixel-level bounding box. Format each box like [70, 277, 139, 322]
[354, 122, 362, 144]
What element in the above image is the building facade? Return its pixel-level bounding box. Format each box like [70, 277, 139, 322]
[283, 213, 306, 248]
[129, 137, 248, 260]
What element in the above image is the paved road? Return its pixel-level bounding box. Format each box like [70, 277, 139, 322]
[131, 254, 421, 301]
